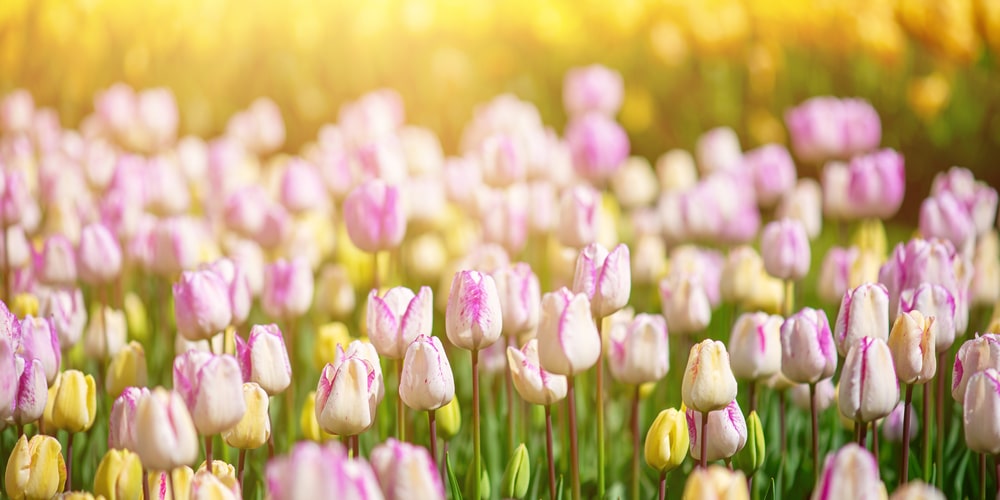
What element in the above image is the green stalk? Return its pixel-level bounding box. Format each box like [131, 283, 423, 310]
[472, 349, 482, 500]
[595, 315, 606, 498]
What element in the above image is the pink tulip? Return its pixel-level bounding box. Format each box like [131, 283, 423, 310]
[833, 282, 890, 357]
[399, 335, 455, 411]
[355, 136, 408, 184]
[479, 185, 528, 255]
[0, 337, 14, 420]
[150, 217, 200, 276]
[19, 316, 61, 384]
[562, 64, 624, 118]
[686, 400, 748, 462]
[608, 313, 669, 385]
[492, 263, 540, 337]
[845, 148, 905, 220]
[744, 144, 797, 207]
[951, 334, 1000, 404]
[695, 127, 742, 175]
[262, 257, 314, 319]
[266, 441, 383, 500]
[882, 402, 918, 443]
[931, 166, 999, 235]
[11, 354, 47, 425]
[225, 97, 286, 154]
[367, 286, 433, 359]
[205, 258, 252, 326]
[77, 223, 123, 285]
[479, 134, 526, 188]
[536, 287, 600, 376]
[817, 247, 859, 304]
[556, 185, 599, 249]
[371, 439, 445, 500]
[143, 155, 190, 214]
[572, 243, 631, 318]
[780, 308, 837, 384]
[445, 270, 503, 351]
[109, 386, 149, 451]
[0, 169, 32, 226]
[174, 269, 233, 342]
[343, 179, 407, 253]
[963, 368, 1000, 455]
[785, 97, 881, 163]
[224, 186, 270, 238]
[280, 158, 327, 214]
[36, 235, 77, 286]
[761, 218, 811, 281]
[236, 324, 292, 396]
[0, 225, 30, 270]
[38, 287, 87, 347]
[565, 113, 630, 183]
[879, 239, 959, 319]
[920, 191, 977, 250]
[1, 89, 33, 133]
[728, 312, 783, 382]
[134, 388, 200, 472]
[824, 162, 853, 218]
[173, 350, 247, 435]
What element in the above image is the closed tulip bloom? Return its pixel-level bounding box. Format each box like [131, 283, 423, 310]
[224, 186, 269, 238]
[206, 258, 252, 326]
[223, 382, 271, 450]
[761, 218, 811, 281]
[963, 369, 1000, 454]
[300, 391, 336, 443]
[106, 341, 147, 398]
[343, 178, 407, 253]
[882, 402, 918, 443]
[839, 337, 899, 423]
[236, 324, 292, 396]
[315, 350, 381, 436]
[899, 283, 956, 353]
[134, 388, 200, 471]
[790, 378, 836, 412]
[0, 337, 14, 419]
[919, 192, 975, 249]
[889, 481, 944, 500]
[563, 64, 624, 118]
[367, 286, 432, 359]
[191, 469, 242, 500]
[174, 269, 232, 342]
[83, 306, 127, 360]
[608, 313, 669, 385]
[40, 288, 87, 348]
[833, 283, 890, 357]
[780, 308, 837, 384]
[720, 246, 763, 306]
[77, 223, 122, 285]
[611, 157, 659, 209]
[572, 242, 631, 318]
[536, 288, 600, 376]
[821, 161, 852, 220]
[371, 439, 445, 500]
[5, 434, 67, 500]
[493, 263, 540, 337]
[845, 149, 906, 220]
[254, 203, 292, 250]
[811, 443, 887, 500]
[445, 270, 503, 351]
[686, 400, 748, 462]
[11, 355, 47, 425]
[94, 449, 143, 500]
[265, 441, 384, 500]
[36, 235, 77, 286]
[19, 316, 61, 384]
[681, 465, 749, 500]
[280, 158, 327, 214]
[565, 113, 630, 183]
[173, 351, 247, 435]
[340, 340, 386, 403]
[507, 339, 568, 405]
[315, 264, 357, 319]
[400, 334, 455, 411]
[262, 257, 314, 319]
[696, 127, 742, 175]
[776, 179, 823, 240]
[817, 247, 859, 304]
[147, 467, 194, 500]
[556, 184, 600, 249]
[953, 334, 1000, 403]
[744, 144, 797, 207]
[660, 274, 712, 335]
[0, 225, 31, 270]
[887, 311, 936, 384]
[728, 312, 783, 381]
[971, 231, 999, 306]
[109, 387, 148, 451]
[149, 217, 200, 276]
[682, 340, 738, 413]
[645, 407, 689, 473]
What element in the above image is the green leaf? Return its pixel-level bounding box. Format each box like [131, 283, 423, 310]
[446, 452, 464, 500]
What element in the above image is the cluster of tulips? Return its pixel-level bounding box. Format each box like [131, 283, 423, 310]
[0, 62, 999, 500]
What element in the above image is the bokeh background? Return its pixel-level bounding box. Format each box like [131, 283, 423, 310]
[1, 0, 998, 220]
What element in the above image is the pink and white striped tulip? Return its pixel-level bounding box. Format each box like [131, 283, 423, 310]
[173, 351, 247, 436]
[109, 386, 149, 452]
[659, 274, 712, 335]
[963, 368, 1000, 455]
[686, 400, 747, 462]
[952, 334, 1000, 403]
[371, 439, 444, 500]
[761, 218, 811, 281]
[343, 179, 407, 253]
[262, 257, 314, 319]
[919, 192, 976, 249]
[833, 282, 890, 357]
[882, 402, 918, 443]
[838, 337, 899, 423]
[556, 185, 600, 249]
[10, 354, 47, 425]
[367, 286, 433, 359]
[608, 313, 669, 385]
[565, 113, 630, 183]
[19, 316, 61, 384]
[77, 223, 122, 285]
[399, 335, 454, 411]
[845, 148, 906, 220]
[134, 388, 200, 472]
[507, 339, 568, 406]
[205, 258, 252, 326]
[315, 345, 382, 436]
[682, 339, 738, 413]
[224, 186, 270, 238]
[36, 235, 76, 286]
[493, 263, 540, 337]
[445, 270, 503, 351]
[537, 288, 600, 376]
[817, 247, 859, 304]
[279, 158, 327, 214]
[899, 283, 956, 353]
[728, 312, 783, 382]
[39, 287, 87, 348]
[562, 64, 624, 118]
[745, 144, 797, 207]
[811, 443, 887, 500]
[780, 308, 837, 385]
[266, 442, 384, 500]
[149, 217, 201, 276]
[174, 269, 232, 342]
[0, 337, 14, 420]
[572, 242, 631, 318]
[236, 324, 292, 396]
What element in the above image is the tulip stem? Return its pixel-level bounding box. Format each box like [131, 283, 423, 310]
[352, 434, 360, 458]
[857, 420, 868, 447]
[238, 449, 247, 490]
[285, 315, 298, 450]
[923, 382, 932, 482]
[205, 435, 213, 467]
[783, 280, 794, 317]
[567, 375, 581, 500]
[700, 411, 709, 468]
[397, 358, 406, 442]
[631, 385, 641, 500]
[981, 453, 987, 500]
[596, 316, 606, 498]
[168, 470, 176, 500]
[372, 251, 380, 292]
[778, 391, 786, 500]
[658, 472, 667, 500]
[935, 352, 946, 489]
[871, 421, 879, 461]
[995, 456, 999, 499]
[2, 225, 8, 302]
[748, 381, 756, 413]
[545, 405, 557, 500]
[810, 383, 819, 480]
[506, 335, 516, 456]
[143, 468, 151, 500]
[472, 349, 482, 500]
[901, 384, 913, 485]
[428, 410, 438, 472]
[64, 432, 74, 492]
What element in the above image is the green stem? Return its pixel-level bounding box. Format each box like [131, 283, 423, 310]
[568, 375, 581, 500]
[936, 352, 945, 489]
[472, 349, 481, 500]
[901, 384, 913, 485]
[596, 316, 606, 498]
[397, 358, 407, 442]
[545, 405, 557, 500]
[631, 386, 641, 500]
[783, 280, 795, 317]
[923, 382, 932, 482]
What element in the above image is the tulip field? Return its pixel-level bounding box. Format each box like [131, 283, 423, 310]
[2, 0, 1000, 499]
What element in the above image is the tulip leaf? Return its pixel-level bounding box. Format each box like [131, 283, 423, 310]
[446, 452, 464, 500]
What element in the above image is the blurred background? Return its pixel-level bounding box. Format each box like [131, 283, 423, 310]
[1, 0, 998, 220]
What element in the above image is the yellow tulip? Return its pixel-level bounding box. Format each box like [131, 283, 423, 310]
[147, 466, 194, 500]
[300, 390, 336, 442]
[106, 341, 148, 399]
[11, 293, 39, 317]
[5, 434, 67, 500]
[197, 460, 239, 486]
[644, 408, 689, 473]
[123, 292, 150, 342]
[681, 465, 749, 500]
[223, 383, 271, 449]
[190, 469, 241, 500]
[58, 493, 96, 500]
[50, 369, 97, 433]
[313, 322, 353, 372]
[94, 449, 143, 500]
[850, 219, 888, 260]
[437, 396, 462, 440]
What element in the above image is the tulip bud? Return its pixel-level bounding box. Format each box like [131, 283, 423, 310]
[790, 378, 835, 412]
[205, 258, 252, 326]
[236, 324, 292, 396]
[811, 443, 887, 500]
[173, 351, 247, 435]
[493, 263, 541, 337]
[887, 311, 936, 385]
[438, 396, 462, 440]
[761, 218, 811, 281]
[123, 292, 150, 342]
[135, 388, 200, 471]
[149, 217, 201, 276]
[313, 322, 352, 372]
[696, 127, 742, 175]
[631, 234, 666, 286]
[644, 407, 689, 473]
[682, 340, 738, 413]
[565, 114, 629, 184]
[881, 402, 918, 443]
[445, 270, 503, 351]
[953, 334, 1000, 403]
[315, 348, 381, 436]
[223, 382, 271, 450]
[94, 449, 143, 500]
[191, 468, 242, 500]
[19, 315, 61, 384]
[608, 313, 669, 385]
[84, 306, 127, 360]
[77, 223, 122, 285]
[262, 257, 314, 319]
[48, 369, 97, 433]
[370, 439, 445, 500]
[536, 288, 600, 376]
[681, 465, 749, 500]
[611, 157, 658, 209]
[971, 231, 1000, 306]
[368, 286, 433, 359]
[5, 435, 67, 500]
[776, 179, 822, 239]
[963, 368, 1000, 454]
[656, 149, 697, 192]
[686, 400, 748, 462]
[11, 355, 47, 425]
[343, 178, 407, 253]
[660, 274, 712, 335]
[899, 283, 956, 353]
[728, 312, 783, 382]
[109, 387, 148, 452]
[556, 185, 600, 249]
[174, 269, 232, 341]
[720, 246, 764, 306]
[266, 441, 384, 499]
[839, 337, 899, 423]
[889, 481, 944, 500]
[501, 443, 531, 500]
[38, 288, 86, 348]
[572, 243, 631, 318]
[744, 144, 797, 207]
[845, 148, 906, 220]
[0, 338, 14, 419]
[817, 247, 859, 304]
[563, 64, 624, 118]
[507, 339, 568, 406]
[733, 411, 765, 475]
[833, 282, 890, 357]
[400, 334, 455, 411]
[146, 467, 194, 500]
[300, 391, 337, 442]
[919, 192, 976, 249]
[315, 264, 357, 319]
[36, 235, 77, 286]
[106, 341, 147, 398]
[780, 308, 837, 384]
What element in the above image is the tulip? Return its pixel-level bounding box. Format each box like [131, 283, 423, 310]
[931, 167, 999, 236]
[790, 378, 836, 412]
[761, 218, 811, 281]
[776, 178, 823, 239]
[971, 231, 999, 306]
[205, 258, 252, 326]
[254, 203, 291, 250]
[146, 467, 194, 500]
[681, 465, 749, 500]
[315, 264, 357, 319]
[94, 449, 143, 500]
[899, 283, 956, 354]
[224, 186, 269, 238]
[265, 441, 384, 500]
[191, 468, 241, 500]
[733, 411, 765, 476]
[833, 282, 890, 357]
[445, 270, 503, 351]
[11, 292, 37, 319]
[109, 387, 148, 452]
[695, 127, 742, 175]
[149, 216, 201, 276]
[608, 313, 669, 385]
[645, 407, 689, 479]
[300, 391, 336, 443]
[174, 269, 232, 342]
[134, 388, 200, 472]
[236, 324, 292, 396]
[19, 315, 61, 384]
[611, 157, 659, 210]
[83, 306, 127, 360]
[367, 286, 433, 359]
[493, 263, 540, 337]
[11, 355, 47, 426]
[343, 178, 407, 253]
[223, 382, 271, 450]
[0, 225, 30, 270]
[437, 396, 462, 440]
[562, 64, 624, 118]
[888, 311, 936, 385]
[105, 341, 147, 398]
[780, 308, 837, 384]
[953, 334, 1000, 403]
[315, 347, 381, 436]
[173, 351, 247, 436]
[501, 443, 531, 500]
[556, 185, 600, 249]
[40, 288, 87, 348]
[565, 113, 630, 183]
[660, 274, 712, 335]
[720, 246, 763, 306]
[845, 148, 906, 220]
[5, 434, 67, 500]
[817, 247, 860, 304]
[889, 481, 944, 500]
[744, 144, 797, 207]
[682, 340, 738, 416]
[785, 97, 881, 163]
[728, 312, 783, 383]
[821, 161, 852, 221]
[572, 242, 631, 318]
[77, 223, 122, 285]
[36, 235, 77, 286]
[400, 333, 455, 413]
[686, 400, 748, 463]
[507, 339, 568, 406]
[279, 158, 327, 214]
[262, 257, 314, 319]
[882, 402, 918, 443]
[536, 288, 600, 376]
[371, 439, 445, 500]
[839, 337, 899, 423]
[919, 192, 976, 249]
[811, 443, 887, 500]
[963, 368, 1000, 454]
[0, 337, 14, 419]
[478, 134, 526, 188]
